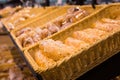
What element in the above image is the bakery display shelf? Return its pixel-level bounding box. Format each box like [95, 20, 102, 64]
[4, 3, 120, 80]
[11, 5, 105, 51]
[6, 5, 106, 80]
[24, 4, 120, 80]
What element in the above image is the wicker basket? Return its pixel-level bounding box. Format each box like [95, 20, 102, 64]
[13, 5, 104, 31]
[24, 4, 120, 80]
[2, 6, 57, 32]
[11, 5, 105, 51]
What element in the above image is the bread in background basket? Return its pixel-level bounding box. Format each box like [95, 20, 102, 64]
[2, 6, 57, 31]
